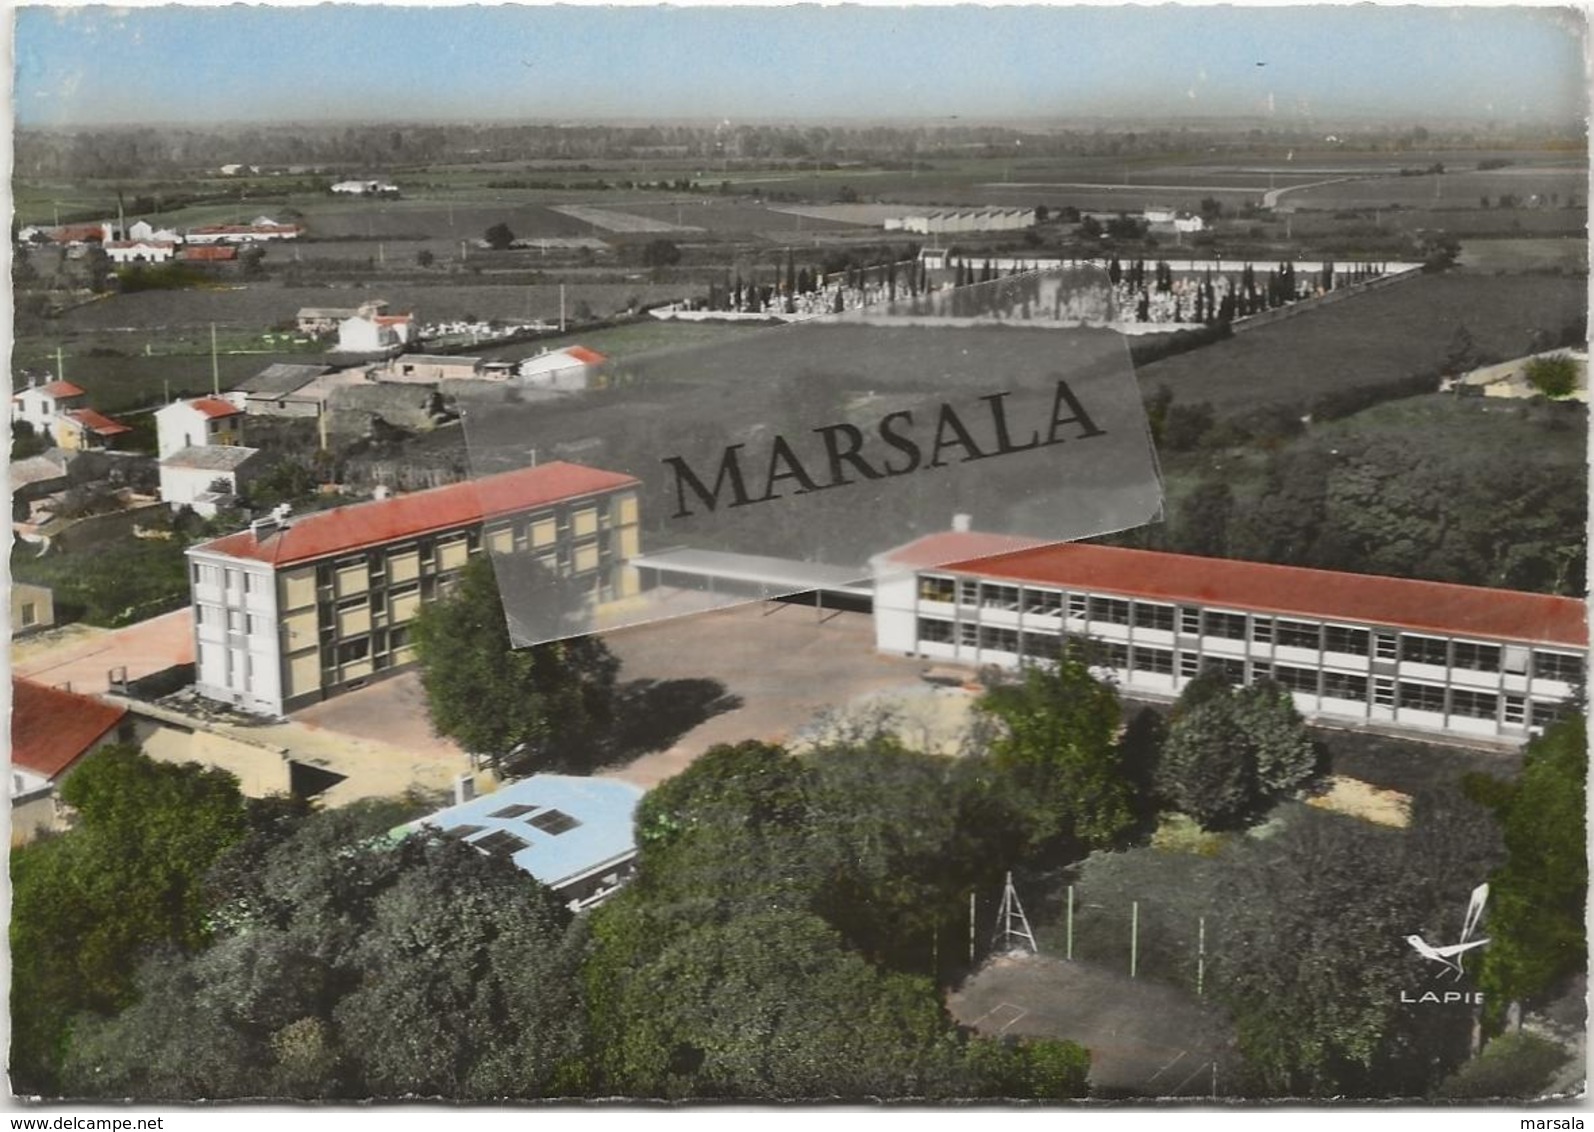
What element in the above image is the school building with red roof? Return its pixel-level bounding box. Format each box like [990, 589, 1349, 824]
[873, 531, 1587, 743]
[186, 462, 641, 716]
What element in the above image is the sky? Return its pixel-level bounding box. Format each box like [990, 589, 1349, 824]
[11, 4, 1590, 128]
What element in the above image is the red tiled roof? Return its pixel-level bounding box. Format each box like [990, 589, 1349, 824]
[564, 345, 607, 366]
[50, 224, 106, 244]
[64, 408, 132, 436]
[11, 679, 127, 780]
[182, 245, 238, 261]
[22, 381, 85, 400]
[195, 461, 640, 567]
[187, 397, 243, 419]
[909, 536, 1587, 650]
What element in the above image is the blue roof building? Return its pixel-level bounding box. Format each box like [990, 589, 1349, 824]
[402, 774, 645, 910]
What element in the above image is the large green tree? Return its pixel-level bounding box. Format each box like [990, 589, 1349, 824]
[1156, 676, 1321, 830]
[587, 739, 1087, 1100]
[1472, 714, 1587, 1020]
[1214, 803, 1494, 1098]
[11, 747, 249, 1095]
[411, 554, 620, 774]
[61, 804, 587, 1100]
[974, 656, 1135, 850]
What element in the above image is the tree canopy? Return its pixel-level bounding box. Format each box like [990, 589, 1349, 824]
[973, 655, 1135, 851]
[11, 747, 250, 1094]
[61, 801, 586, 1100]
[586, 738, 1088, 1100]
[1471, 714, 1587, 1019]
[483, 222, 515, 250]
[1213, 795, 1502, 1098]
[411, 554, 620, 774]
[1155, 676, 1322, 830]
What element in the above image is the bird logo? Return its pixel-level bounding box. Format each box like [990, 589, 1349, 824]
[1405, 883, 1490, 980]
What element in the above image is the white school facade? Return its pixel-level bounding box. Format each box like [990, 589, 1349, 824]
[873, 533, 1587, 743]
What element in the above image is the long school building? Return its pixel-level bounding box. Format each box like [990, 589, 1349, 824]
[874, 533, 1587, 743]
[187, 462, 641, 716]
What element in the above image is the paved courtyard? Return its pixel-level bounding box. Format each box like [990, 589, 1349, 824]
[12, 608, 194, 695]
[949, 951, 1235, 1098]
[279, 600, 953, 793]
[595, 602, 943, 787]
[12, 598, 968, 805]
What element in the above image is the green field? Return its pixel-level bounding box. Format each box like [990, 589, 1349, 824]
[1137, 272, 1587, 412]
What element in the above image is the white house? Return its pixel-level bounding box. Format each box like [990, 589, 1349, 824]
[156, 396, 246, 460]
[160, 446, 263, 517]
[127, 220, 182, 243]
[336, 311, 414, 354]
[331, 180, 400, 196]
[104, 239, 178, 265]
[517, 345, 607, 391]
[12, 379, 87, 434]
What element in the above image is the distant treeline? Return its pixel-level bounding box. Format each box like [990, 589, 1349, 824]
[15, 120, 1584, 181]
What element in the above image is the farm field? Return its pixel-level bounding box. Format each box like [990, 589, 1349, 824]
[549, 203, 704, 234]
[470, 318, 764, 365]
[1458, 237, 1588, 272]
[619, 198, 860, 234]
[1137, 271, 1587, 411]
[1281, 167, 1585, 210]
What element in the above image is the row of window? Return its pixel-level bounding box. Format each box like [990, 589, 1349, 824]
[332, 625, 414, 666]
[915, 577, 1584, 682]
[916, 617, 1575, 725]
[197, 603, 267, 636]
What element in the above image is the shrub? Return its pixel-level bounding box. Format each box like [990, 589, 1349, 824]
[1524, 354, 1579, 398]
[1434, 1031, 1568, 1099]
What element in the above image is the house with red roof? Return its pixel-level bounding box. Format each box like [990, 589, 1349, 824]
[155, 396, 246, 459]
[154, 396, 260, 516]
[54, 407, 133, 451]
[10, 678, 132, 844]
[517, 345, 609, 392]
[185, 461, 642, 716]
[180, 244, 239, 264]
[12, 378, 87, 435]
[872, 529, 1588, 744]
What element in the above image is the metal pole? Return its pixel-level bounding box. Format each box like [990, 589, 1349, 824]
[1197, 916, 1206, 998]
[969, 891, 976, 964]
[1066, 884, 1074, 961]
[1130, 901, 1139, 979]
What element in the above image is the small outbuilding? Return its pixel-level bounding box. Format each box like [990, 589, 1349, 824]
[399, 774, 645, 911]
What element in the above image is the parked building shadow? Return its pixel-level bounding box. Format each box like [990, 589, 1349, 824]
[602, 676, 744, 766]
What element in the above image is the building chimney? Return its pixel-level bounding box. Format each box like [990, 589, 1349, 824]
[454, 773, 476, 805]
[952, 513, 972, 533]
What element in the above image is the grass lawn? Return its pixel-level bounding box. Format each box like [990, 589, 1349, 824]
[472, 318, 766, 364]
[1137, 272, 1588, 413]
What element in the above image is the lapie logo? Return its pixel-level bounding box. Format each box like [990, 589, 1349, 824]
[1399, 883, 1489, 1005]
[1405, 882, 1490, 980]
